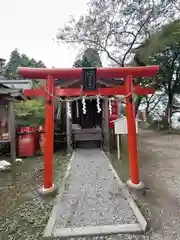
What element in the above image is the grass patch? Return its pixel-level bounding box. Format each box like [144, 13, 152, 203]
[109, 135, 130, 182]
[0, 151, 69, 240]
[110, 151, 129, 182]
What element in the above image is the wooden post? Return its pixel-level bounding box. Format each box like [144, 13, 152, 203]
[117, 134, 121, 160]
[103, 99, 110, 154]
[125, 75, 140, 186]
[8, 100, 16, 184]
[66, 101, 72, 153]
[44, 76, 54, 190]
[102, 100, 105, 151]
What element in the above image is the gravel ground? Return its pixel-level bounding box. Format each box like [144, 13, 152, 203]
[133, 129, 180, 240]
[0, 152, 68, 240]
[52, 149, 144, 240]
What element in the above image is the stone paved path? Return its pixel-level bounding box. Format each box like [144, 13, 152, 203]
[45, 149, 146, 239]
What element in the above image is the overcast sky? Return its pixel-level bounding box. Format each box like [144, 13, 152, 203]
[0, 0, 88, 67]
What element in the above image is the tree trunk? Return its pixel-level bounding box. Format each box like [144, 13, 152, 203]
[134, 96, 143, 116]
[166, 92, 173, 130]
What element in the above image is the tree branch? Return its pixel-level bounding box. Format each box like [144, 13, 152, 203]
[147, 95, 162, 114]
[84, 38, 122, 65]
[121, 12, 152, 66]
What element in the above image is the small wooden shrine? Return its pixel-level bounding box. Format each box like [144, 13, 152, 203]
[53, 77, 125, 151]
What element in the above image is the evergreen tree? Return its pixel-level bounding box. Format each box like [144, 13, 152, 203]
[4, 50, 47, 127]
[73, 48, 102, 67]
[5, 49, 21, 79]
[5, 49, 46, 88]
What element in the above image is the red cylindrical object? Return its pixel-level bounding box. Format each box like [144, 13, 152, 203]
[18, 127, 36, 157]
[125, 76, 140, 185]
[108, 100, 118, 128]
[44, 76, 54, 189]
[37, 125, 45, 155]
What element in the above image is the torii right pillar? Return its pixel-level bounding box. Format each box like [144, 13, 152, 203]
[125, 75, 144, 189]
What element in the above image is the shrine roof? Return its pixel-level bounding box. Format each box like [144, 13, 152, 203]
[0, 79, 31, 101]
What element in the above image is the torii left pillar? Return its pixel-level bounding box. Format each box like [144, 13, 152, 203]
[23, 74, 56, 195]
[42, 75, 56, 195]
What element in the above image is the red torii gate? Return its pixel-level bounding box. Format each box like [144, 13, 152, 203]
[19, 66, 159, 193]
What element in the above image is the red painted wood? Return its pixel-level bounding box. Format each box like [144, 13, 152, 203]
[125, 75, 139, 185]
[24, 85, 154, 97]
[54, 87, 127, 96]
[24, 88, 46, 97]
[18, 65, 159, 79]
[134, 85, 155, 95]
[44, 76, 54, 189]
[108, 100, 118, 128]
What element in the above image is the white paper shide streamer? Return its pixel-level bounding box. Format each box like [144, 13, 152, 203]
[67, 101, 72, 119]
[82, 96, 86, 114]
[109, 98, 112, 116]
[96, 95, 101, 113]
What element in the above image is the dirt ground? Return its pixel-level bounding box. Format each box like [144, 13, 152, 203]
[0, 152, 68, 240]
[134, 129, 180, 240]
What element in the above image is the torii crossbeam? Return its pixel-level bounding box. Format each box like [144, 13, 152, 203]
[19, 65, 159, 194]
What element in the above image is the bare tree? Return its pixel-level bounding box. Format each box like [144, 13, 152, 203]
[142, 94, 163, 116]
[172, 0, 180, 12]
[57, 0, 178, 66]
